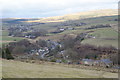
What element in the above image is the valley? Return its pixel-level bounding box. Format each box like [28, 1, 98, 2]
[1, 9, 119, 78]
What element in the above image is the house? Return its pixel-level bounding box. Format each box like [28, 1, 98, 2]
[92, 36, 96, 39]
[67, 60, 73, 64]
[25, 35, 36, 39]
[93, 60, 100, 66]
[56, 59, 62, 63]
[38, 47, 49, 59]
[99, 59, 113, 68]
[85, 34, 95, 39]
[59, 51, 65, 55]
[35, 52, 39, 56]
[47, 40, 61, 50]
[92, 59, 113, 68]
[81, 59, 113, 68]
[68, 28, 74, 30]
[81, 59, 94, 66]
[59, 28, 65, 31]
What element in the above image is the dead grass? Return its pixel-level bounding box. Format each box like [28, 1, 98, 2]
[2, 59, 118, 78]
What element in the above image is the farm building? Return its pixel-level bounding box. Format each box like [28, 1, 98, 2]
[99, 59, 113, 68]
[56, 59, 62, 63]
[81, 59, 94, 66]
[81, 59, 113, 68]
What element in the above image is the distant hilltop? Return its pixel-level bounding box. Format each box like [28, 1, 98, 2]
[22, 9, 118, 23]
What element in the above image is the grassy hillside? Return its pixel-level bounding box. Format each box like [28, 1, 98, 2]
[0, 30, 24, 47]
[1, 9, 118, 48]
[81, 28, 118, 48]
[25, 9, 118, 23]
[2, 59, 118, 78]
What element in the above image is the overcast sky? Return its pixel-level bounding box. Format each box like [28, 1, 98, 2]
[0, 0, 119, 18]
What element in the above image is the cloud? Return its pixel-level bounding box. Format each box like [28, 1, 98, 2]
[0, 0, 118, 18]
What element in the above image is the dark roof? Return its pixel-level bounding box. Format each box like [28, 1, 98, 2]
[100, 59, 112, 63]
[82, 59, 94, 62]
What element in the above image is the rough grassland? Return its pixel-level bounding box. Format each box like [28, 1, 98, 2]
[0, 30, 24, 47]
[25, 9, 118, 23]
[2, 59, 118, 78]
[81, 28, 118, 48]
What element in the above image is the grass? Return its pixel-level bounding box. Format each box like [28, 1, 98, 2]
[82, 38, 118, 48]
[88, 28, 118, 38]
[24, 9, 118, 23]
[1, 30, 9, 36]
[36, 27, 118, 48]
[0, 30, 24, 47]
[81, 28, 118, 48]
[2, 36, 23, 41]
[2, 59, 118, 78]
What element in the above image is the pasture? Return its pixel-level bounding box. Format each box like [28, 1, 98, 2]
[2, 59, 118, 78]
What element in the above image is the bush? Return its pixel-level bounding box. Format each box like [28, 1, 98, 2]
[50, 58, 56, 62]
[61, 59, 67, 63]
[14, 39, 16, 41]
[2, 48, 14, 60]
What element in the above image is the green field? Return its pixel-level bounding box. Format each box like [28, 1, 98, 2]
[82, 38, 118, 48]
[2, 59, 118, 78]
[42, 27, 118, 48]
[0, 30, 24, 47]
[81, 28, 118, 48]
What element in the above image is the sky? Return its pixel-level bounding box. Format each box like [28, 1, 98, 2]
[0, 0, 119, 18]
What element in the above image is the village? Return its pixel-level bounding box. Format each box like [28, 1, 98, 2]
[2, 22, 118, 69]
[1, 16, 118, 73]
[6, 22, 112, 40]
[3, 35, 118, 70]
[1, 0, 119, 78]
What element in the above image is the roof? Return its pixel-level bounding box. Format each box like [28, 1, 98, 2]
[100, 59, 112, 63]
[82, 59, 112, 64]
[82, 59, 94, 62]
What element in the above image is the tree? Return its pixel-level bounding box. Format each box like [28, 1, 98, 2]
[85, 55, 90, 59]
[75, 33, 85, 42]
[109, 53, 118, 65]
[94, 55, 98, 59]
[26, 29, 48, 37]
[61, 37, 75, 49]
[12, 45, 26, 54]
[36, 39, 47, 47]
[2, 49, 6, 59]
[5, 48, 14, 60]
[65, 48, 79, 60]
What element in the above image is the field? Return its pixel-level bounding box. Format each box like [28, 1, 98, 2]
[0, 30, 24, 47]
[81, 28, 118, 48]
[2, 59, 118, 78]
[36, 27, 118, 48]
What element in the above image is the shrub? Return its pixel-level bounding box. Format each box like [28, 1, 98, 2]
[2, 48, 14, 60]
[50, 58, 56, 62]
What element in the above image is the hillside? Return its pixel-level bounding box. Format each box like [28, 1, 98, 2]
[24, 9, 118, 23]
[0, 30, 24, 47]
[1, 9, 119, 78]
[1, 9, 118, 48]
[2, 59, 118, 78]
